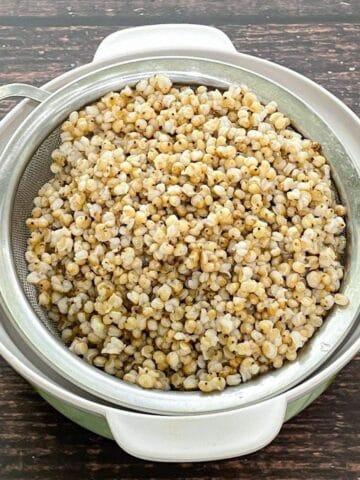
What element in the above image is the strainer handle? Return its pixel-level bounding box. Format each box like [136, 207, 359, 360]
[105, 395, 287, 462]
[0, 83, 50, 102]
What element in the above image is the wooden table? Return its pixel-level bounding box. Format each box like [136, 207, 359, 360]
[0, 1, 359, 478]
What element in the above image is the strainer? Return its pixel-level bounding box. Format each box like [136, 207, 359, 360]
[0, 28, 359, 417]
[0, 24, 359, 461]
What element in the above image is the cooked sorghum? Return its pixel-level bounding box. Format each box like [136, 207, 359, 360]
[25, 75, 348, 392]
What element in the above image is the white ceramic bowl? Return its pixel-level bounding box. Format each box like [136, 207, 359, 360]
[0, 25, 359, 461]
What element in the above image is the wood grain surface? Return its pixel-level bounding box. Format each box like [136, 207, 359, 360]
[0, 1, 359, 479]
[1, 0, 359, 23]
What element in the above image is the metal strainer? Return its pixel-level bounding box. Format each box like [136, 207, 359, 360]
[1, 57, 359, 415]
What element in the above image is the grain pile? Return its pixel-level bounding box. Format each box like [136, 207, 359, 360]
[25, 75, 348, 392]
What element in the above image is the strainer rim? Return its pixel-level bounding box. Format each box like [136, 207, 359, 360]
[0, 55, 359, 414]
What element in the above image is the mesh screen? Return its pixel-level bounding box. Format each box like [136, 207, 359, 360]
[11, 128, 62, 336]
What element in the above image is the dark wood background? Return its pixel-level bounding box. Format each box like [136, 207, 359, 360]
[0, 1, 359, 478]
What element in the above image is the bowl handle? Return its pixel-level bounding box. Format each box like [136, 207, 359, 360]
[93, 24, 237, 63]
[105, 395, 287, 462]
